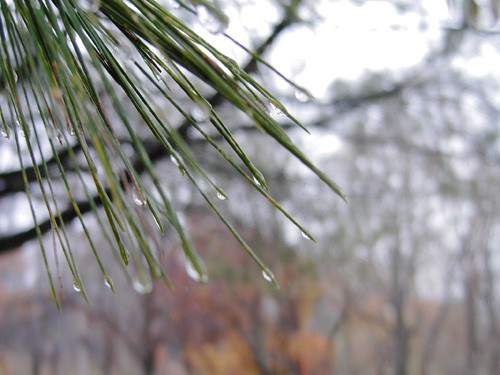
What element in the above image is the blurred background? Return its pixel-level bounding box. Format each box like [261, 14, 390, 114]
[1, 0, 500, 374]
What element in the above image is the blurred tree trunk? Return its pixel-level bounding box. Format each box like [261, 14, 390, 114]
[140, 293, 157, 375]
[29, 308, 42, 375]
[419, 301, 450, 375]
[102, 333, 115, 375]
[341, 309, 354, 374]
[478, 219, 499, 375]
[248, 295, 271, 375]
[419, 258, 457, 375]
[460, 220, 479, 375]
[464, 269, 478, 374]
[390, 244, 409, 375]
[30, 346, 41, 375]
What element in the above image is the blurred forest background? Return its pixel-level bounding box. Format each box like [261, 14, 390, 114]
[1, 0, 500, 374]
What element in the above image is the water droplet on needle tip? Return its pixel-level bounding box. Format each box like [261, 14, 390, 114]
[295, 88, 313, 103]
[105, 277, 114, 289]
[132, 189, 147, 206]
[1, 128, 9, 139]
[216, 189, 228, 200]
[73, 280, 82, 292]
[185, 259, 208, 283]
[133, 274, 153, 294]
[301, 231, 313, 240]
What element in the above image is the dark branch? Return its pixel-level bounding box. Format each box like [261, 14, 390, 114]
[0, 192, 103, 251]
[0, 144, 81, 198]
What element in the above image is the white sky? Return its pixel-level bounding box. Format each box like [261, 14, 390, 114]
[268, 0, 450, 98]
[183, 0, 464, 100]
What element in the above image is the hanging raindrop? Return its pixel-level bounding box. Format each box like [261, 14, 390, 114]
[133, 273, 153, 294]
[170, 154, 179, 167]
[78, 0, 100, 13]
[20, 127, 30, 138]
[301, 231, 313, 241]
[72, 280, 82, 292]
[132, 188, 147, 206]
[216, 190, 228, 201]
[294, 88, 313, 103]
[260, 102, 271, 114]
[185, 258, 208, 283]
[17, 121, 30, 138]
[170, 154, 186, 175]
[196, 4, 229, 34]
[1, 127, 9, 139]
[262, 270, 273, 283]
[66, 121, 76, 136]
[104, 276, 114, 289]
[270, 102, 286, 117]
[47, 125, 59, 143]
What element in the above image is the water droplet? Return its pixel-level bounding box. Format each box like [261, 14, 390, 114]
[104, 277, 114, 289]
[20, 128, 30, 138]
[17, 121, 30, 138]
[262, 270, 273, 283]
[47, 126, 62, 144]
[270, 102, 286, 117]
[13, 71, 18, 83]
[132, 189, 147, 206]
[196, 4, 229, 34]
[216, 190, 227, 200]
[190, 99, 211, 123]
[252, 171, 267, 189]
[170, 154, 186, 175]
[66, 121, 76, 136]
[1, 127, 9, 139]
[78, 0, 100, 12]
[260, 102, 271, 114]
[133, 273, 153, 294]
[151, 264, 163, 279]
[294, 88, 313, 103]
[301, 231, 313, 240]
[170, 154, 179, 167]
[185, 258, 208, 283]
[72, 280, 82, 292]
[54, 131, 62, 144]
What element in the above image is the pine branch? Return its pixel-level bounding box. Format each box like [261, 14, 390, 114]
[0, 0, 345, 294]
[0, 1, 301, 253]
